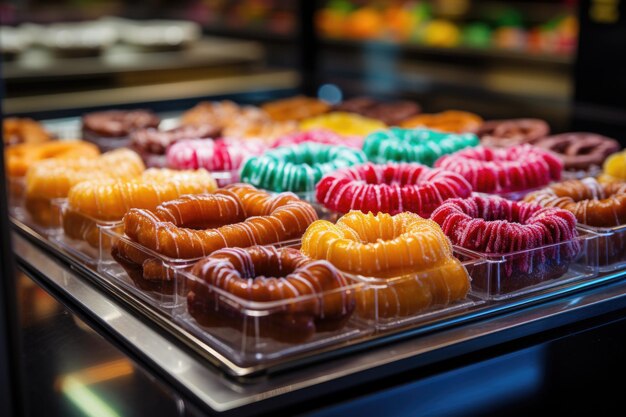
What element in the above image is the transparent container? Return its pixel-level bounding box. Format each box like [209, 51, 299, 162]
[173, 258, 368, 367]
[342, 252, 483, 330]
[7, 176, 26, 218]
[456, 230, 598, 300]
[561, 166, 602, 180]
[51, 199, 123, 265]
[98, 227, 197, 308]
[99, 226, 305, 309]
[287, 190, 340, 222]
[474, 186, 546, 202]
[210, 169, 240, 187]
[579, 224, 626, 272]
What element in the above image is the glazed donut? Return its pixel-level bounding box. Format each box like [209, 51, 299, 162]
[115, 183, 317, 256]
[300, 112, 387, 137]
[271, 129, 363, 149]
[524, 178, 626, 227]
[363, 128, 479, 166]
[431, 196, 580, 293]
[400, 110, 483, 133]
[3, 118, 51, 146]
[240, 143, 367, 193]
[63, 169, 218, 247]
[130, 124, 218, 155]
[166, 138, 266, 172]
[434, 145, 563, 195]
[316, 162, 472, 216]
[181, 100, 267, 130]
[222, 119, 299, 143]
[601, 149, 626, 181]
[25, 149, 145, 227]
[261, 96, 330, 121]
[301, 211, 470, 319]
[186, 246, 355, 342]
[82, 110, 160, 151]
[6, 140, 100, 177]
[533, 133, 621, 171]
[479, 119, 550, 147]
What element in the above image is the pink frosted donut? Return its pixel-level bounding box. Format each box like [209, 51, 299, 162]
[431, 195, 580, 292]
[434, 145, 562, 195]
[166, 138, 266, 171]
[316, 162, 472, 216]
[271, 129, 363, 149]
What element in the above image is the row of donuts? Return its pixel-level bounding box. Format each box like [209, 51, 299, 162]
[5, 94, 622, 179]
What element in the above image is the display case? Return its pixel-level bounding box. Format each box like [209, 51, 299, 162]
[2, 1, 626, 416]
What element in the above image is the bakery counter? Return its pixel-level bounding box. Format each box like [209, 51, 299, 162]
[12, 225, 626, 416]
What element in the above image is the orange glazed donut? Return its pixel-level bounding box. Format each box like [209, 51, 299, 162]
[3, 118, 51, 146]
[63, 169, 218, 247]
[524, 178, 626, 228]
[400, 110, 483, 133]
[187, 246, 355, 342]
[111, 184, 318, 291]
[261, 96, 330, 122]
[25, 149, 144, 227]
[301, 211, 470, 319]
[6, 141, 100, 177]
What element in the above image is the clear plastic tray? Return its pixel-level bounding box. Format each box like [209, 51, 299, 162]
[174, 264, 368, 367]
[561, 165, 602, 180]
[287, 190, 340, 222]
[51, 199, 123, 265]
[99, 226, 304, 309]
[579, 223, 626, 272]
[455, 230, 598, 300]
[210, 169, 240, 187]
[342, 252, 483, 330]
[7, 176, 26, 218]
[473, 186, 546, 201]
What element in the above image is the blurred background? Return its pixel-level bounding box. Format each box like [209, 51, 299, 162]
[0, 0, 621, 135]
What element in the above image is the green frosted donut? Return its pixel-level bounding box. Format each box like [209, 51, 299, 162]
[240, 142, 367, 193]
[363, 128, 479, 166]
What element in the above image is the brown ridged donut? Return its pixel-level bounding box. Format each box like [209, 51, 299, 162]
[479, 118, 550, 147]
[524, 178, 626, 227]
[534, 133, 621, 170]
[186, 246, 355, 342]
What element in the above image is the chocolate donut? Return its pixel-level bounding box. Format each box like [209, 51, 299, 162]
[82, 110, 160, 151]
[334, 97, 421, 125]
[130, 124, 218, 155]
[534, 133, 621, 171]
[479, 118, 550, 147]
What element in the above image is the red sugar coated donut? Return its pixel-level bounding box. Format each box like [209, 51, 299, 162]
[271, 129, 363, 149]
[431, 196, 580, 286]
[316, 162, 472, 216]
[166, 138, 266, 172]
[434, 145, 563, 195]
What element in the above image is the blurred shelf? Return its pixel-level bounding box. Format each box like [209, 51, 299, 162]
[320, 38, 573, 67]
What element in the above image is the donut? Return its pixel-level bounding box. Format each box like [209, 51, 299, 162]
[300, 112, 387, 137]
[3, 118, 51, 146]
[271, 129, 363, 149]
[166, 138, 266, 174]
[221, 119, 298, 143]
[241, 143, 366, 193]
[82, 110, 160, 151]
[333, 98, 422, 125]
[479, 119, 550, 147]
[400, 110, 483, 133]
[186, 246, 355, 343]
[524, 178, 626, 268]
[434, 145, 563, 195]
[25, 149, 145, 227]
[601, 149, 626, 182]
[63, 169, 218, 247]
[316, 162, 472, 216]
[112, 184, 318, 290]
[130, 124, 218, 157]
[6, 140, 100, 177]
[363, 128, 479, 166]
[181, 100, 267, 130]
[261, 96, 330, 121]
[431, 196, 580, 294]
[301, 211, 470, 319]
[533, 133, 621, 171]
